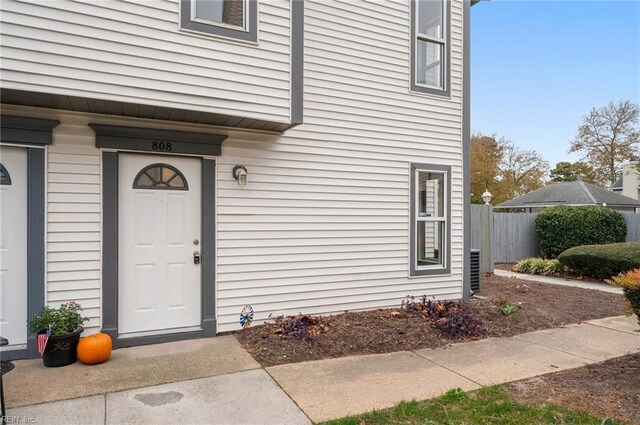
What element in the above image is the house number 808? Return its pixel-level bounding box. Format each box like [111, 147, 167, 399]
[152, 142, 172, 152]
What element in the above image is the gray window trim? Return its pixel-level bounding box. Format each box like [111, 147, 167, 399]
[133, 163, 189, 191]
[101, 153, 217, 349]
[180, 0, 258, 43]
[410, 163, 451, 276]
[0, 116, 58, 359]
[410, 0, 451, 97]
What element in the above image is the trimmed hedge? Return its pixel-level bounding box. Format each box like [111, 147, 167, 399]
[558, 242, 640, 279]
[535, 206, 627, 258]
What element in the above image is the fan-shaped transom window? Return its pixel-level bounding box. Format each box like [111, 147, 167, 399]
[133, 163, 188, 190]
[0, 163, 11, 185]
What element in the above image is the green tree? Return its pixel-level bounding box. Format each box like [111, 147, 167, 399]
[498, 141, 549, 203]
[549, 161, 599, 184]
[470, 133, 503, 204]
[470, 133, 548, 204]
[569, 100, 640, 185]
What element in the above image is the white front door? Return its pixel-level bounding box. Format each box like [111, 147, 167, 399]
[0, 146, 28, 349]
[118, 154, 202, 336]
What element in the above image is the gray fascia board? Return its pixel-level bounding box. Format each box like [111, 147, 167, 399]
[2, 89, 296, 133]
[290, 0, 304, 124]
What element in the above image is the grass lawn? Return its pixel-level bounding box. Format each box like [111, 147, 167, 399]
[320, 386, 619, 425]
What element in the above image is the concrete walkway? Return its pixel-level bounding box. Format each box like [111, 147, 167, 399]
[7, 316, 639, 424]
[267, 315, 639, 422]
[494, 269, 623, 294]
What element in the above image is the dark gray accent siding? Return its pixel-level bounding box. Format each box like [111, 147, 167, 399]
[290, 0, 304, 124]
[26, 148, 46, 358]
[180, 0, 257, 42]
[90, 124, 227, 156]
[202, 159, 217, 337]
[462, 0, 471, 299]
[409, 163, 452, 277]
[101, 152, 119, 345]
[2, 89, 295, 133]
[0, 115, 60, 146]
[410, 0, 452, 97]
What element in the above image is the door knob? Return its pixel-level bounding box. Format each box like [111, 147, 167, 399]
[193, 251, 200, 265]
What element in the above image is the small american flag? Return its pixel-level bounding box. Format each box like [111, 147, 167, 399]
[37, 328, 51, 356]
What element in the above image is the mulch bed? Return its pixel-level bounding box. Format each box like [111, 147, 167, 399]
[235, 274, 628, 366]
[508, 352, 640, 424]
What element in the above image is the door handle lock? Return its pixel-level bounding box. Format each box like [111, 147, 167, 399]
[193, 251, 200, 265]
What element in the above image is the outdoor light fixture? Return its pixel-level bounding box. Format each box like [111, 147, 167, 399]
[233, 165, 248, 185]
[482, 189, 493, 205]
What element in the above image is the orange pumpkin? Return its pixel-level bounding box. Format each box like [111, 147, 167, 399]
[77, 333, 112, 365]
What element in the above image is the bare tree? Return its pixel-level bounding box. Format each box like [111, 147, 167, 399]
[569, 100, 640, 185]
[499, 141, 549, 201]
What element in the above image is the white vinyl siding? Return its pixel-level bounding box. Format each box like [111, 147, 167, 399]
[2, 0, 465, 334]
[215, 0, 464, 331]
[47, 117, 102, 334]
[0, 0, 291, 123]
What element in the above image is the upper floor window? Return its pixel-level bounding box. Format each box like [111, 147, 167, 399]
[411, 0, 450, 96]
[181, 0, 258, 42]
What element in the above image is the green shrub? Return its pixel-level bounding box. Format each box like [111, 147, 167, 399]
[558, 242, 640, 279]
[606, 268, 640, 328]
[535, 206, 627, 258]
[514, 258, 565, 276]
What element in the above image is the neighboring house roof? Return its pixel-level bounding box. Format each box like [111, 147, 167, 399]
[610, 177, 623, 190]
[496, 181, 640, 209]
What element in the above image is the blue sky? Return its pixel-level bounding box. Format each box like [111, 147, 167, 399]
[471, 0, 640, 169]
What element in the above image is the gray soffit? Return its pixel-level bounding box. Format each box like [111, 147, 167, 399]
[1, 89, 295, 133]
[496, 181, 640, 208]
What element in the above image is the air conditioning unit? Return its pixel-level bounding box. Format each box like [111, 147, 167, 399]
[470, 249, 480, 292]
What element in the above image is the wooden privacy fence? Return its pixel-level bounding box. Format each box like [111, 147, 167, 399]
[623, 213, 640, 242]
[470, 207, 640, 268]
[469, 205, 493, 273]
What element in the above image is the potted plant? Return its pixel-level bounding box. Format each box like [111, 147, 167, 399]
[27, 302, 88, 367]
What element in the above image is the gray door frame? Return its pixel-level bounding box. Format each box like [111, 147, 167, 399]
[0, 115, 60, 359]
[94, 124, 225, 348]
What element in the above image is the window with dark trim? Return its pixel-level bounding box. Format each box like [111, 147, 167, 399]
[180, 0, 257, 42]
[410, 163, 451, 276]
[133, 164, 189, 190]
[410, 0, 451, 96]
[0, 163, 11, 185]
